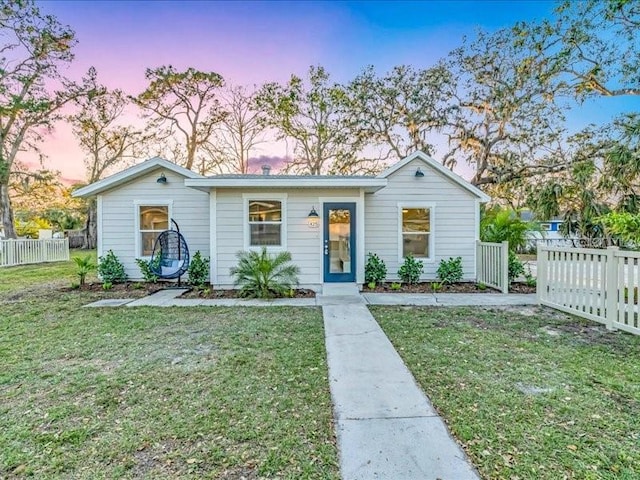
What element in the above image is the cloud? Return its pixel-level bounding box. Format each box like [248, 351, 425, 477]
[247, 155, 291, 174]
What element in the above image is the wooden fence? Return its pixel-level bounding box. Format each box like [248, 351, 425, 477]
[0, 238, 70, 268]
[537, 245, 640, 336]
[476, 240, 509, 293]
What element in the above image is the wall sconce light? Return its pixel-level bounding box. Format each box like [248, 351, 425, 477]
[415, 167, 425, 177]
[307, 206, 319, 228]
[157, 173, 167, 184]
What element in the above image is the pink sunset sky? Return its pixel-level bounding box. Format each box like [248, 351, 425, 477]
[33, 0, 636, 183]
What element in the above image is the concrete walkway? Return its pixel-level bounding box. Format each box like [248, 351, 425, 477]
[85, 290, 536, 308]
[323, 300, 479, 479]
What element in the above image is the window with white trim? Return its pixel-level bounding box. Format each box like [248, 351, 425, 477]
[400, 206, 431, 258]
[248, 199, 283, 246]
[138, 205, 169, 256]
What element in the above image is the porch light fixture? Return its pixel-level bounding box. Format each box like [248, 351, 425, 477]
[415, 167, 425, 177]
[157, 173, 167, 184]
[307, 206, 319, 228]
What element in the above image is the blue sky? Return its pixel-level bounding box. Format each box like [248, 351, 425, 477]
[37, 0, 637, 180]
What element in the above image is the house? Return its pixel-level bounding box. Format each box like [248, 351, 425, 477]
[521, 210, 573, 251]
[73, 151, 490, 289]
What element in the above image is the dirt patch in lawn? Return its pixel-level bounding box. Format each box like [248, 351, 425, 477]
[182, 288, 316, 299]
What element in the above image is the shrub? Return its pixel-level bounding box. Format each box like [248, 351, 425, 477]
[390, 282, 402, 290]
[188, 251, 210, 288]
[73, 255, 95, 286]
[102, 282, 113, 290]
[508, 251, 525, 282]
[364, 253, 387, 286]
[97, 250, 127, 284]
[524, 265, 537, 287]
[477, 282, 487, 290]
[431, 282, 442, 292]
[398, 253, 423, 284]
[437, 256, 463, 284]
[135, 258, 159, 283]
[230, 247, 300, 298]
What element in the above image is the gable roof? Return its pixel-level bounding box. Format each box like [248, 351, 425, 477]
[378, 150, 491, 202]
[72, 157, 203, 198]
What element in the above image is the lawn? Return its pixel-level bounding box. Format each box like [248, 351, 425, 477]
[373, 306, 640, 480]
[0, 256, 338, 479]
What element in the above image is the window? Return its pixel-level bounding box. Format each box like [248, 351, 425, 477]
[248, 199, 283, 247]
[138, 205, 169, 256]
[400, 206, 432, 259]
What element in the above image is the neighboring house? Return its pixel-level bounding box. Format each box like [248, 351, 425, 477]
[521, 211, 574, 250]
[73, 151, 490, 289]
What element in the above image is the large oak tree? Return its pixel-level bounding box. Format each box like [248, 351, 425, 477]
[0, 0, 86, 238]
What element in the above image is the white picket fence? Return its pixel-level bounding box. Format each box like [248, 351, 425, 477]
[476, 240, 509, 293]
[537, 245, 640, 335]
[0, 238, 70, 267]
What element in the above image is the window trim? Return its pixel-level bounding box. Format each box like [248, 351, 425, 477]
[134, 199, 173, 259]
[397, 202, 435, 263]
[242, 193, 288, 251]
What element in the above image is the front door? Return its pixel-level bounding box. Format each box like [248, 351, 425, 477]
[323, 203, 356, 282]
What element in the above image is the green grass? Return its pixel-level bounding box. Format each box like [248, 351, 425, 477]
[373, 306, 640, 480]
[0, 256, 338, 479]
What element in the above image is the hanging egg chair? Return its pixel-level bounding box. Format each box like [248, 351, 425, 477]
[149, 219, 190, 284]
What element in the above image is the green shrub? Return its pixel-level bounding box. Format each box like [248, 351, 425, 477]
[97, 250, 127, 284]
[102, 282, 113, 290]
[135, 258, 159, 283]
[364, 253, 387, 286]
[367, 281, 377, 290]
[73, 255, 95, 286]
[431, 282, 442, 292]
[188, 251, 210, 288]
[437, 256, 463, 284]
[230, 247, 300, 298]
[508, 251, 525, 282]
[390, 282, 402, 290]
[398, 253, 423, 284]
[477, 282, 487, 290]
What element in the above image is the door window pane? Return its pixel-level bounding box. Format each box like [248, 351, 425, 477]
[329, 209, 351, 273]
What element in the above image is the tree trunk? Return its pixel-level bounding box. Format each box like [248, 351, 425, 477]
[82, 198, 97, 249]
[0, 181, 17, 239]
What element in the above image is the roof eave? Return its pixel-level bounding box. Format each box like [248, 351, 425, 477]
[184, 178, 388, 193]
[72, 157, 203, 198]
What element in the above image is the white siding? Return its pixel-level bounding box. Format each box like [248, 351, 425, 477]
[100, 169, 210, 280]
[365, 158, 479, 281]
[214, 188, 361, 288]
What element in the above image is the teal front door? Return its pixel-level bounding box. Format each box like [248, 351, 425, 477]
[323, 203, 356, 282]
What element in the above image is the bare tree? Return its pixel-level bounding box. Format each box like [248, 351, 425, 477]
[256, 66, 379, 175]
[0, 0, 88, 238]
[203, 85, 267, 174]
[133, 66, 226, 173]
[70, 68, 150, 248]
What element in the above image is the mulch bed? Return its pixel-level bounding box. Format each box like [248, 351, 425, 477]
[182, 287, 316, 299]
[365, 281, 536, 294]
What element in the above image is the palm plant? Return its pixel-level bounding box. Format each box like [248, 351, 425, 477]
[480, 207, 532, 252]
[73, 254, 96, 286]
[230, 248, 300, 298]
